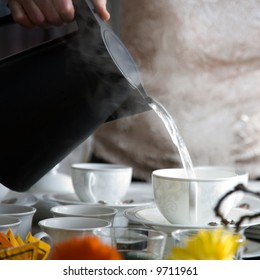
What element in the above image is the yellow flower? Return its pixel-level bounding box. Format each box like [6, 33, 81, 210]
[166, 229, 244, 260]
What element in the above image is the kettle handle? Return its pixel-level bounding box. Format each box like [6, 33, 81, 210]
[83, 0, 149, 100]
[84, 0, 107, 29]
[0, 1, 105, 27]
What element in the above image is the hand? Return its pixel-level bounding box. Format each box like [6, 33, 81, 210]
[92, 0, 110, 21]
[7, 0, 110, 28]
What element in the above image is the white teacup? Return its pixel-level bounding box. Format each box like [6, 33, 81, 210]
[71, 163, 133, 203]
[152, 166, 242, 225]
[196, 166, 248, 184]
[196, 166, 248, 205]
[0, 204, 36, 239]
[0, 215, 21, 235]
[38, 216, 111, 245]
[50, 205, 118, 225]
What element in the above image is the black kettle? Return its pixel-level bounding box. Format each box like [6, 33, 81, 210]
[0, 0, 150, 191]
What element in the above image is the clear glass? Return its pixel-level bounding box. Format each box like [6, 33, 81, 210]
[171, 229, 245, 260]
[94, 227, 167, 259]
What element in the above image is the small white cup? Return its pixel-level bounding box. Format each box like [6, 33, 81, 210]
[38, 216, 111, 245]
[50, 205, 118, 225]
[71, 163, 132, 203]
[152, 166, 241, 225]
[0, 204, 36, 239]
[0, 215, 21, 235]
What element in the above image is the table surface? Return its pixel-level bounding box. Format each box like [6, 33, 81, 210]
[3, 180, 260, 260]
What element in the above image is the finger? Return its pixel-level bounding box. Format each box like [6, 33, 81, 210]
[52, 0, 75, 23]
[7, 0, 34, 28]
[92, 0, 110, 21]
[34, 0, 64, 26]
[11, 0, 47, 26]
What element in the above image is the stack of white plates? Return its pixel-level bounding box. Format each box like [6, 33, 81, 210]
[245, 224, 260, 241]
[235, 186, 260, 241]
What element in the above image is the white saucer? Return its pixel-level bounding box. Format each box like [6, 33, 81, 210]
[124, 204, 260, 234]
[244, 223, 260, 240]
[247, 180, 260, 192]
[235, 180, 260, 212]
[243, 240, 260, 259]
[234, 183, 260, 243]
[235, 194, 260, 212]
[0, 190, 38, 206]
[43, 182, 154, 211]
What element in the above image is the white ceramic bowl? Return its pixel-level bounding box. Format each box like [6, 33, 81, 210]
[50, 204, 118, 224]
[152, 166, 241, 225]
[71, 163, 132, 203]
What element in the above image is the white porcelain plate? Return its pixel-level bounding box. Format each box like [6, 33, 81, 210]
[43, 182, 154, 211]
[243, 240, 260, 259]
[235, 195, 260, 212]
[247, 180, 260, 192]
[235, 181, 260, 212]
[0, 190, 38, 206]
[124, 204, 260, 234]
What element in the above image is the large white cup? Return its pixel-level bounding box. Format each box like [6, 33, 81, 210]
[196, 166, 248, 205]
[196, 166, 248, 185]
[38, 216, 111, 245]
[152, 166, 243, 225]
[0, 204, 36, 239]
[71, 163, 132, 203]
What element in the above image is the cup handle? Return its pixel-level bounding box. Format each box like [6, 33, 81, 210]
[34, 231, 53, 247]
[84, 172, 96, 202]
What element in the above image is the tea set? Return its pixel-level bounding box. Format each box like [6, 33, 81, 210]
[0, 0, 259, 259]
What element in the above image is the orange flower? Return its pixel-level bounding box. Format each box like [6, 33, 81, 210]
[48, 235, 123, 260]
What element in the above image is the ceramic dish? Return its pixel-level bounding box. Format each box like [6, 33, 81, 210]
[235, 194, 260, 212]
[244, 224, 260, 240]
[124, 204, 260, 235]
[0, 190, 38, 206]
[243, 240, 260, 259]
[43, 182, 154, 210]
[247, 180, 260, 192]
[234, 184, 260, 243]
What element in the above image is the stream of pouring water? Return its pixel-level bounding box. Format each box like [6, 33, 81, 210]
[143, 95, 198, 224]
